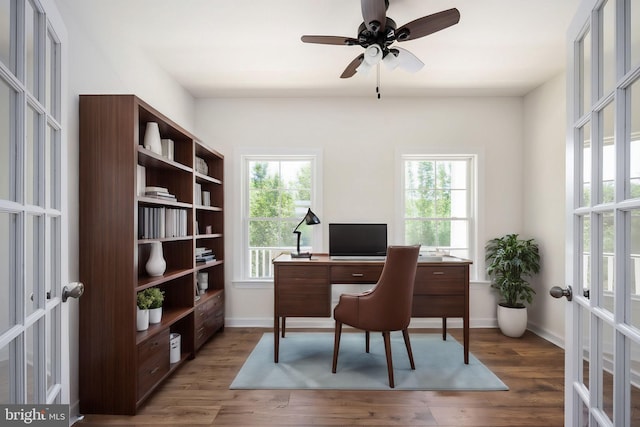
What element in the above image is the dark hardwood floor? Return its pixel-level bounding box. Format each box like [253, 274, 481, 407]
[77, 328, 566, 426]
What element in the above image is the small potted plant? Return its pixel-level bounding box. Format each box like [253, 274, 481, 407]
[146, 287, 165, 324]
[485, 233, 541, 337]
[136, 290, 154, 331]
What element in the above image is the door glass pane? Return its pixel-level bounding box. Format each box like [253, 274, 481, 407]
[0, 212, 16, 336]
[0, 78, 15, 202]
[630, 339, 640, 425]
[0, 343, 8, 402]
[601, 321, 615, 422]
[26, 105, 40, 206]
[25, 214, 40, 316]
[602, 212, 615, 313]
[583, 215, 592, 298]
[581, 304, 591, 390]
[601, 103, 615, 204]
[47, 216, 59, 299]
[25, 0, 36, 95]
[46, 30, 58, 120]
[581, 28, 592, 116]
[26, 325, 34, 403]
[602, 0, 616, 95]
[630, 78, 640, 200]
[631, 211, 640, 329]
[631, 0, 640, 70]
[0, 0, 10, 72]
[46, 308, 57, 392]
[582, 122, 592, 207]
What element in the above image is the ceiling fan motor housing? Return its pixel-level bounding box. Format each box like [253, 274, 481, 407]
[357, 18, 396, 56]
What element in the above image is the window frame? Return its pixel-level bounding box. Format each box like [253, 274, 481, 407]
[233, 148, 323, 285]
[396, 152, 479, 280]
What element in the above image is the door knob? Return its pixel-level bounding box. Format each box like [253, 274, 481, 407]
[62, 282, 84, 302]
[549, 285, 572, 301]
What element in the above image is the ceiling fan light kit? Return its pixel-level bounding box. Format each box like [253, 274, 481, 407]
[301, 0, 460, 94]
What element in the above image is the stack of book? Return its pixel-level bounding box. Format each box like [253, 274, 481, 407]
[145, 186, 177, 201]
[195, 247, 216, 263]
[138, 207, 188, 239]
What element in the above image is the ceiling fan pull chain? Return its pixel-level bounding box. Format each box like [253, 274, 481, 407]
[376, 63, 381, 99]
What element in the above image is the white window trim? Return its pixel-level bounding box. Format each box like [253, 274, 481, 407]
[395, 149, 483, 281]
[233, 147, 323, 287]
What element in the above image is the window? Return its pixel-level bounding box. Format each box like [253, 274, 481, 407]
[237, 151, 322, 281]
[400, 155, 474, 261]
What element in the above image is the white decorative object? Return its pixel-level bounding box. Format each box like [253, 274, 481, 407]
[161, 138, 174, 161]
[170, 333, 181, 363]
[136, 165, 146, 196]
[143, 122, 162, 155]
[197, 272, 208, 291]
[136, 308, 149, 331]
[145, 241, 166, 277]
[149, 307, 162, 324]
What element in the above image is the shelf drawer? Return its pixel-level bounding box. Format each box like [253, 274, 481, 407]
[137, 329, 170, 366]
[137, 328, 170, 399]
[330, 265, 383, 284]
[414, 265, 467, 295]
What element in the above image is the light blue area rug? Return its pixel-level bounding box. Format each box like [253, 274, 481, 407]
[230, 332, 508, 391]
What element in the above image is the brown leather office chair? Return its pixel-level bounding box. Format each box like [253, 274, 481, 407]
[331, 245, 421, 388]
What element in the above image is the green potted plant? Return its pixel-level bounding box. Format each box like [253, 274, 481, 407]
[485, 233, 540, 337]
[136, 290, 154, 331]
[146, 287, 165, 324]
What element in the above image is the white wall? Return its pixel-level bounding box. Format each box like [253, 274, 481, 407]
[522, 72, 567, 345]
[55, 0, 197, 418]
[194, 96, 527, 329]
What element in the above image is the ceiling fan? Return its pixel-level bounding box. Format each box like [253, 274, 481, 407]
[301, 0, 460, 79]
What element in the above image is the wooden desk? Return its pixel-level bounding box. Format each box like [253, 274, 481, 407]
[272, 254, 472, 364]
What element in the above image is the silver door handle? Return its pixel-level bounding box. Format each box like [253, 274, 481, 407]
[62, 282, 84, 302]
[549, 285, 572, 301]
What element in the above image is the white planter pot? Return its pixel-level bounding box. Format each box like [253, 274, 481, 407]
[497, 304, 528, 338]
[145, 241, 166, 277]
[136, 308, 149, 331]
[149, 307, 162, 324]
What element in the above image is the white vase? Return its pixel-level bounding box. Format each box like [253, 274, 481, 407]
[145, 241, 166, 277]
[497, 304, 528, 338]
[197, 272, 208, 291]
[136, 308, 149, 331]
[149, 307, 163, 324]
[143, 122, 162, 155]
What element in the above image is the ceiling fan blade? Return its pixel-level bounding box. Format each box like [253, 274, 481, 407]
[361, 0, 387, 33]
[396, 8, 460, 42]
[340, 54, 365, 78]
[385, 47, 424, 73]
[301, 35, 359, 46]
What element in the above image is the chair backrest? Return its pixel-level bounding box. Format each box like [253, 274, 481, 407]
[362, 245, 421, 331]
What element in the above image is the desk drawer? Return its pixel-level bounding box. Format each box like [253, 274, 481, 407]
[330, 265, 383, 284]
[412, 295, 465, 317]
[414, 265, 466, 295]
[277, 279, 329, 316]
[277, 265, 328, 280]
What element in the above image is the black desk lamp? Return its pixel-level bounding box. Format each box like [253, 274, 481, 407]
[292, 208, 320, 258]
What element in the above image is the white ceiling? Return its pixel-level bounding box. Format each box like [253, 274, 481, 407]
[63, 0, 580, 98]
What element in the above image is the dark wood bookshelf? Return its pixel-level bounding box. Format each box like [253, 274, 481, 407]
[79, 95, 224, 415]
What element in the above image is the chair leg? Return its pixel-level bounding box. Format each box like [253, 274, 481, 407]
[332, 321, 342, 374]
[365, 331, 370, 353]
[402, 328, 416, 370]
[282, 317, 286, 338]
[382, 331, 394, 388]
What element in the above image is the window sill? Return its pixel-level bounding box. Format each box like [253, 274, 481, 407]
[232, 279, 273, 289]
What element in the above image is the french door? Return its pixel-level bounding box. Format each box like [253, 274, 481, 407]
[566, 0, 640, 425]
[0, 0, 68, 408]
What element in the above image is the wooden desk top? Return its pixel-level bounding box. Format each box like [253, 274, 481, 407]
[273, 253, 472, 266]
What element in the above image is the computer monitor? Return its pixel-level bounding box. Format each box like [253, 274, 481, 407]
[329, 223, 387, 259]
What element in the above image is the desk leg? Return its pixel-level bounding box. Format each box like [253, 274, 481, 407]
[442, 317, 447, 340]
[274, 316, 280, 363]
[463, 315, 469, 365]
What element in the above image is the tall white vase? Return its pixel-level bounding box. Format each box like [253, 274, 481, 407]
[143, 122, 162, 155]
[145, 241, 166, 277]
